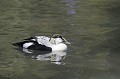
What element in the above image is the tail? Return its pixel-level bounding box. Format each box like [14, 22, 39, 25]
[12, 43, 18, 46]
[12, 42, 25, 47]
[23, 36, 35, 40]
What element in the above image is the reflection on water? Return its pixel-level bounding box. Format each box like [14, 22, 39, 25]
[62, 0, 78, 14]
[23, 48, 66, 65]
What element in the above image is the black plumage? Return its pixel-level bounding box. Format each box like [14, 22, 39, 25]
[12, 40, 52, 51]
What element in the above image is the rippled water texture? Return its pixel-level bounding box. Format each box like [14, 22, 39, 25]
[0, 0, 120, 79]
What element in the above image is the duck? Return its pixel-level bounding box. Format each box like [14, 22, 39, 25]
[12, 34, 70, 52]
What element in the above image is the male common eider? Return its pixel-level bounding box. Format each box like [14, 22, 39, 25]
[12, 34, 70, 52]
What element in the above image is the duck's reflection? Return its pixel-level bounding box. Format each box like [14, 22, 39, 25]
[22, 48, 67, 65]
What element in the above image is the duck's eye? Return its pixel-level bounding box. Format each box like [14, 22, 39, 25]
[59, 36, 62, 38]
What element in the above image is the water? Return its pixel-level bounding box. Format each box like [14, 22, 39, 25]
[0, 0, 120, 79]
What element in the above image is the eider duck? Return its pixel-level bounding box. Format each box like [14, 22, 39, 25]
[12, 34, 70, 52]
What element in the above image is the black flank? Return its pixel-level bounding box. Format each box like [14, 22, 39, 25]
[12, 40, 34, 47]
[12, 40, 52, 51]
[28, 43, 52, 51]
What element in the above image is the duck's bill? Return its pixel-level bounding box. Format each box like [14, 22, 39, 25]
[63, 39, 70, 44]
[65, 41, 71, 44]
[62, 37, 71, 44]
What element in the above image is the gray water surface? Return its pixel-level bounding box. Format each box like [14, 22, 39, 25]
[0, 0, 120, 79]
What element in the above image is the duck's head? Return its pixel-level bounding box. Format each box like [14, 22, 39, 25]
[49, 34, 70, 45]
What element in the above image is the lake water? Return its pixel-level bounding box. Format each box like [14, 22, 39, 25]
[0, 0, 120, 79]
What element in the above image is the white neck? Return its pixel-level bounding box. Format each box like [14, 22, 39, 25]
[49, 38, 56, 45]
[50, 38, 63, 45]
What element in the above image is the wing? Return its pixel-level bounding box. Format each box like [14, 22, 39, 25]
[35, 36, 50, 45]
[23, 36, 51, 46]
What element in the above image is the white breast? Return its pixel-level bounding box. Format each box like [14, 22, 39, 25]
[52, 43, 67, 52]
